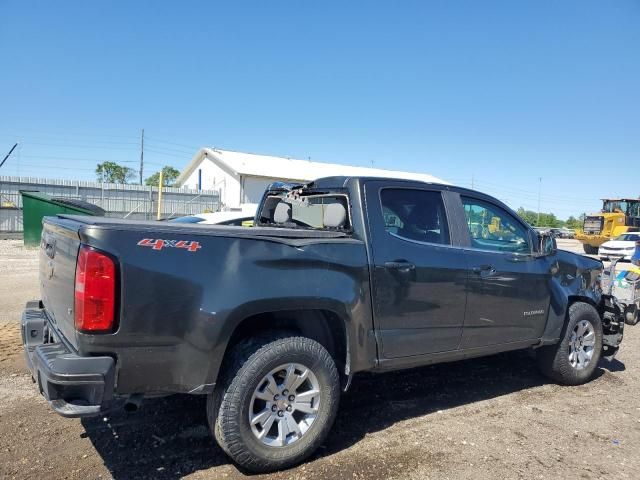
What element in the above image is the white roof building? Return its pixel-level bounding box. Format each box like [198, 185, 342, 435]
[177, 147, 448, 208]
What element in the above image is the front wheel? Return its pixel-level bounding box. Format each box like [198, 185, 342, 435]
[536, 302, 603, 385]
[208, 336, 340, 472]
[625, 304, 639, 326]
[583, 244, 599, 255]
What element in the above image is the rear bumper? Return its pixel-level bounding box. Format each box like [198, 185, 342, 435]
[21, 302, 115, 418]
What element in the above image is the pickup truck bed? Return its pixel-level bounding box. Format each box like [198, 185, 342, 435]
[30, 212, 373, 400]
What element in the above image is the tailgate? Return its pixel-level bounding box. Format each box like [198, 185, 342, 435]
[40, 217, 82, 349]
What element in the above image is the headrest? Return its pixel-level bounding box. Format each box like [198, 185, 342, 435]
[324, 203, 347, 228]
[273, 202, 292, 224]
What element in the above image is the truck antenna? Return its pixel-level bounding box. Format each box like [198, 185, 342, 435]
[0, 143, 18, 170]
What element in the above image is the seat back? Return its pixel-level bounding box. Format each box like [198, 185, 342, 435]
[323, 203, 347, 228]
[273, 202, 292, 225]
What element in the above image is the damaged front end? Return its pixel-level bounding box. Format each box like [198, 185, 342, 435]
[598, 294, 625, 359]
[598, 257, 636, 358]
[545, 250, 628, 360]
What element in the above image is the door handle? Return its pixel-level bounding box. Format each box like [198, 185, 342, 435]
[384, 261, 416, 271]
[472, 264, 495, 276]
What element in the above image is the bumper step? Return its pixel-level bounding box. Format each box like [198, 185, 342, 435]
[22, 304, 116, 418]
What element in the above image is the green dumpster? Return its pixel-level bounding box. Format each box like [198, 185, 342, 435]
[20, 191, 106, 247]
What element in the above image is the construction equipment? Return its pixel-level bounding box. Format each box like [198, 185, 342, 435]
[576, 199, 640, 254]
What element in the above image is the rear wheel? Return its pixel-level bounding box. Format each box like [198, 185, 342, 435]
[208, 335, 340, 472]
[536, 302, 603, 385]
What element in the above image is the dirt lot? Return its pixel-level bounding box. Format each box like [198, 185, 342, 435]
[1, 239, 639, 479]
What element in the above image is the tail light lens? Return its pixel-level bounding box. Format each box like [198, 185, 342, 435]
[75, 246, 117, 333]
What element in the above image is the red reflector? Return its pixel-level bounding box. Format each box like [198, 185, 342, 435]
[75, 246, 116, 332]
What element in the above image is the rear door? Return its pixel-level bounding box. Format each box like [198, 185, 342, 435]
[365, 181, 468, 358]
[458, 195, 551, 348]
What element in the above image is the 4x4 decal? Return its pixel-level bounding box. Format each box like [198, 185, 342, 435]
[137, 238, 201, 252]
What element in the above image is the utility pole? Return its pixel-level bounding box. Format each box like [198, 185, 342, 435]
[537, 177, 542, 225]
[156, 169, 164, 220]
[471, 174, 474, 190]
[139, 129, 144, 185]
[0, 143, 18, 170]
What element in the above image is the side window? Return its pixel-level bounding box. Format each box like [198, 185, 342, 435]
[380, 189, 450, 245]
[461, 197, 530, 253]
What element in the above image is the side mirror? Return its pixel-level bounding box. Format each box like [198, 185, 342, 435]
[539, 232, 557, 256]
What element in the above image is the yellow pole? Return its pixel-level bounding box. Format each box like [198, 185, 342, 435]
[156, 170, 164, 220]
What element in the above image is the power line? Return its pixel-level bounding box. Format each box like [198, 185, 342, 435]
[470, 178, 595, 202]
[0, 128, 139, 141]
[20, 141, 138, 150]
[4, 162, 97, 171]
[144, 143, 194, 155]
[144, 147, 192, 159]
[144, 136, 200, 150]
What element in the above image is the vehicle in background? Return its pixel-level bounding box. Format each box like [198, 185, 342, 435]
[598, 232, 640, 261]
[576, 198, 640, 255]
[170, 204, 257, 226]
[550, 228, 576, 239]
[533, 226, 551, 236]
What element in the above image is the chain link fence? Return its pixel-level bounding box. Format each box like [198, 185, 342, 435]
[0, 176, 220, 232]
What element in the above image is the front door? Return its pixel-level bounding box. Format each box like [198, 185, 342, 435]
[459, 196, 551, 348]
[365, 181, 468, 358]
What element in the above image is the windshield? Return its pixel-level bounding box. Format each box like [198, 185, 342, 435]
[602, 200, 628, 214]
[614, 234, 640, 241]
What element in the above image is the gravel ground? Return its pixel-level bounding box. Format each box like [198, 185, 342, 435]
[0, 240, 39, 324]
[0, 239, 639, 479]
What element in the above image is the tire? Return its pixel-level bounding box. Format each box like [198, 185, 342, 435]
[536, 302, 603, 385]
[583, 244, 598, 255]
[625, 305, 639, 326]
[208, 335, 340, 473]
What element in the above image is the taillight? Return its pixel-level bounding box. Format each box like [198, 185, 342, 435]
[74, 246, 117, 333]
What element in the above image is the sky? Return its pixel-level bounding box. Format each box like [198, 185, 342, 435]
[0, 0, 638, 219]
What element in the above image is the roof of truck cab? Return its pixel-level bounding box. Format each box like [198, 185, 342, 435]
[305, 176, 452, 190]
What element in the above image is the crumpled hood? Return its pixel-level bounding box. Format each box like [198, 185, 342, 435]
[556, 248, 603, 271]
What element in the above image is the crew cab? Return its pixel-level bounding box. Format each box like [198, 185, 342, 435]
[21, 176, 627, 472]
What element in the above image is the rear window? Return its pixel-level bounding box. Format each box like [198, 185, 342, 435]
[380, 188, 450, 245]
[258, 193, 350, 230]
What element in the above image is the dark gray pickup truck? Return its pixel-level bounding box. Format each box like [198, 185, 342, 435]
[22, 176, 627, 472]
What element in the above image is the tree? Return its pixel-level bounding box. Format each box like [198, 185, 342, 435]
[566, 216, 579, 229]
[516, 207, 564, 228]
[145, 166, 181, 187]
[96, 161, 135, 184]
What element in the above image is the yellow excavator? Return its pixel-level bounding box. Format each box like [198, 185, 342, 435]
[576, 198, 640, 254]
